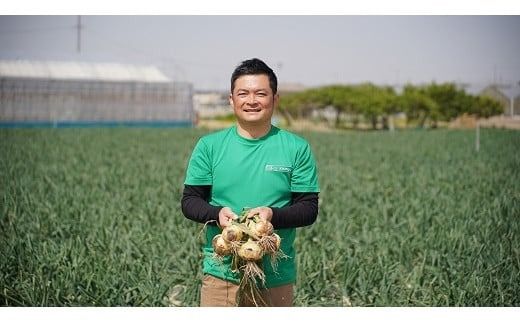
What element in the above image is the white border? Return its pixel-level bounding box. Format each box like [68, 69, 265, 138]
[1, 2, 520, 320]
[0, 307, 520, 323]
[2, 0, 520, 15]
[1, 307, 519, 323]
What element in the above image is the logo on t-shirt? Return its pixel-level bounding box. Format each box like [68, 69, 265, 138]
[265, 164, 293, 173]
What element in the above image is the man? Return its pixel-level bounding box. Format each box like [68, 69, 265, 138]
[181, 58, 320, 306]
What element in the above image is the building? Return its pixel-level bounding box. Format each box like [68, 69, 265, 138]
[278, 82, 307, 95]
[0, 60, 194, 127]
[193, 91, 230, 119]
[478, 84, 520, 116]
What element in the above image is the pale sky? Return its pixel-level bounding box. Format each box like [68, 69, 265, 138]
[1, 15, 519, 91]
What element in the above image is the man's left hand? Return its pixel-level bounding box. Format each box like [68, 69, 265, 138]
[247, 206, 273, 222]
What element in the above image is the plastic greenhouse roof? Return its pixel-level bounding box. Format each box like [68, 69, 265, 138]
[0, 60, 171, 83]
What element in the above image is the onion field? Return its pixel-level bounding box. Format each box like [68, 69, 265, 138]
[1, 127, 519, 306]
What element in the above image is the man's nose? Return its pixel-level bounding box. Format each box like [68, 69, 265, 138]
[246, 94, 258, 104]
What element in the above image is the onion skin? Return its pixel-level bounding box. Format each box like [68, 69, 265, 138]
[259, 233, 281, 255]
[238, 239, 263, 261]
[271, 233, 281, 251]
[212, 234, 232, 256]
[251, 219, 274, 237]
[222, 225, 243, 242]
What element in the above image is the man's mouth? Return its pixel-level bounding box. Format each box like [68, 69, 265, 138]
[244, 108, 261, 112]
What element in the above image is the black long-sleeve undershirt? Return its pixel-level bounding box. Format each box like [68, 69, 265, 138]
[181, 185, 319, 229]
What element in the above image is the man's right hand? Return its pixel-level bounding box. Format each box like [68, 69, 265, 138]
[218, 207, 238, 227]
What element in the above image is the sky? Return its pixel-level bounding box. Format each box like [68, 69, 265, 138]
[1, 15, 520, 92]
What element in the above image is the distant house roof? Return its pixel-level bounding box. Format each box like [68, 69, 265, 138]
[480, 85, 510, 99]
[0, 60, 171, 83]
[463, 82, 520, 99]
[278, 82, 307, 93]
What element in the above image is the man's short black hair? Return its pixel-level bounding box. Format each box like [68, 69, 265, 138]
[231, 58, 278, 94]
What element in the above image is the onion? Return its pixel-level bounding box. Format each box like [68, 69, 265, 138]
[259, 233, 281, 255]
[222, 224, 243, 242]
[250, 219, 274, 237]
[212, 234, 232, 256]
[238, 239, 263, 261]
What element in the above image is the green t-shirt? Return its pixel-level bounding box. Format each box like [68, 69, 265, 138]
[184, 125, 320, 288]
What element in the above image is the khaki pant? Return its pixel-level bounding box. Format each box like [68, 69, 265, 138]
[200, 275, 293, 307]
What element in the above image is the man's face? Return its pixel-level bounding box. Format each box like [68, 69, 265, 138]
[229, 74, 279, 126]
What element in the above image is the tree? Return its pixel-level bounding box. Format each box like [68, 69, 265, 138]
[401, 85, 440, 128]
[422, 83, 471, 123]
[470, 95, 504, 118]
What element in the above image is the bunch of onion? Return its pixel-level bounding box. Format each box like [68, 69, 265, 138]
[246, 215, 284, 270]
[211, 223, 244, 268]
[210, 210, 284, 306]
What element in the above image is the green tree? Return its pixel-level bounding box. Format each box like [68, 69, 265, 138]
[422, 83, 471, 124]
[470, 95, 504, 118]
[401, 85, 440, 128]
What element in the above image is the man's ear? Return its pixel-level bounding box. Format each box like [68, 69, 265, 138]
[273, 93, 280, 107]
[229, 93, 234, 107]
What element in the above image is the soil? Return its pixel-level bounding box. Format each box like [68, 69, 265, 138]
[449, 114, 520, 130]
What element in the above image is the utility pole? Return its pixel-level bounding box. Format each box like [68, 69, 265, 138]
[511, 91, 514, 117]
[475, 120, 480, 152]
[76, 16, 82, 53]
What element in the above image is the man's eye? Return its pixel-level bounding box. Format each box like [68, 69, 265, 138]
[257, 93, 266, 97]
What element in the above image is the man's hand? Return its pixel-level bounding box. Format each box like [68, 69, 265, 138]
[247, 206, 273, 222]
[218, 207, 238, 227]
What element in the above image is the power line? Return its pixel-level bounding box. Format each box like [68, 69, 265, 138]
[76, 16, 83, 53]
[84, 26, 228, 70]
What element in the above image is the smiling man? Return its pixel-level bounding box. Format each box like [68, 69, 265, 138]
[181, 58, 320, 306]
